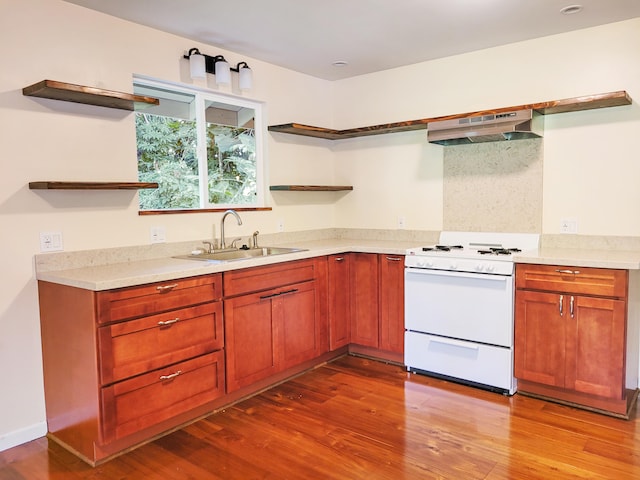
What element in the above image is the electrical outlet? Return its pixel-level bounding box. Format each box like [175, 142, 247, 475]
[277, 219, 285, 232]
[397, 216, 406, 229]
[40, 231, 64, 252]
[560, 218, 578, 234]
[150, 226, 166, 244]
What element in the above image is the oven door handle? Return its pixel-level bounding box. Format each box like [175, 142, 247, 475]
[405, 268, 509, 281]
[428, 336, 480, 351]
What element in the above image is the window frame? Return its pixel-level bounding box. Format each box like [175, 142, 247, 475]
[133, 75, 267, 214]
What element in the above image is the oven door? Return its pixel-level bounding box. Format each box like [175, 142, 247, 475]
[404, 267, 514, 347]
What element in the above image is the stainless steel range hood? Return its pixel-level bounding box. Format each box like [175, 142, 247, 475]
[427, 109, 543, 145]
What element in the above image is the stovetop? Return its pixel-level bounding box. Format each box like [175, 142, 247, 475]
[405, 231, 540, 275]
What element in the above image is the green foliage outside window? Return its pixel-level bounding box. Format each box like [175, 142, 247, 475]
[206, 124, 256, 205]
[137, 113, 199, 210]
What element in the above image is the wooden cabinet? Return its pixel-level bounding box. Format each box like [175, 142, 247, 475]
[37, 251, 404, 464]
[223, 258, 328, 393]
[348, 253, 405, 363]
[379, 254, 405, 354]
[327, 254, 351, 350]
[350, 253, 380, 347]
[514, 264, 633, 416]
[38, 274, 225, 465]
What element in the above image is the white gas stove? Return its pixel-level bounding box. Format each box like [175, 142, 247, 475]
[404, 231, 539, 395]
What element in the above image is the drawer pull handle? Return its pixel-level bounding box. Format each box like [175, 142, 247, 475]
[260, 288, 299, 300]
[335, 257, 344, 262]
[260, 292, 280, 300]
[157, 318, 180, 327]
[160, 370, 182, 381]
[555, 269, 580, 275]
[570, 295, 575, 318]
[279, 288, 298, 296]
[386, 256, 403, 261]
[156, 283, 179, 292]
[559, 295, 564, 316]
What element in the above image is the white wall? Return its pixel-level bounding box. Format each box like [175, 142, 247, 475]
[1, 0, 639, 451]
[333, 19, 640, 234]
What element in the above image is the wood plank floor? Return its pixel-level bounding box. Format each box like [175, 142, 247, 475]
[2, 355, 640, 479]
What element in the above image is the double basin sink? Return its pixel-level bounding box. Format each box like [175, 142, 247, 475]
[174, 246, 307, 263]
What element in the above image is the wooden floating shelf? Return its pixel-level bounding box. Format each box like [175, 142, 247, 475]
[23, 80, 159, 111]
[29, 182, 159, 190]
[270, 185, 353, 191]
[268, 90, 632, 140]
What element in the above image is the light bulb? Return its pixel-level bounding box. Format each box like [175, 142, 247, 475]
[238, 66, 253, 90]
[215, 60, 231, 85]
[189, 53, 206, 79]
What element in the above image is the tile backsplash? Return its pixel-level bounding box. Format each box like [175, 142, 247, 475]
[443, 138, 543, 233]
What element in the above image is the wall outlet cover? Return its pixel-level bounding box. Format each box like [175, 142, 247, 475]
[560, 218, 578, 234]
[150, 226, 166, 243]
[40, 231, 64, 252]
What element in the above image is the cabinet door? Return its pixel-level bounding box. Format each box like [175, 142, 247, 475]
[514, 290, 566, 387]
[328, 254, 351, 350]
[379, 254, 405, 354]
[224, 291, 278, 393]
[566, 296, 626, 399]
[350, 253, 380, 348]
[279, 280, 326, 369]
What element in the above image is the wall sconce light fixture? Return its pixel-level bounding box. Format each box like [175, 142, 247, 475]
[183, 48, 253, 90]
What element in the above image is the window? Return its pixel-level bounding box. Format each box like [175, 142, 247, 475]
[133, 77, 264, 212]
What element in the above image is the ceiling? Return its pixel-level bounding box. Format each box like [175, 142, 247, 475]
[63, 0, 640, 81]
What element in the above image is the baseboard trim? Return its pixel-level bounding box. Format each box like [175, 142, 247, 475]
[0, 421, 47, 452]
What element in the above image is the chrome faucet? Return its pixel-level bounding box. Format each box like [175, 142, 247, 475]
[220, 210, 242, 249]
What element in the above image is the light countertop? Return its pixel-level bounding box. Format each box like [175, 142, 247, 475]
[36, 237, 640, 291]
[514, 248, 640, 270]
[35, 239, 419, 291]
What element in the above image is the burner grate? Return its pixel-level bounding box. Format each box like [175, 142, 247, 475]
[478, 247, 522, 256]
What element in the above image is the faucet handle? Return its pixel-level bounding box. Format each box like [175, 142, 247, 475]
[202, 241, 214, 253]
[229, 237, 242, 248]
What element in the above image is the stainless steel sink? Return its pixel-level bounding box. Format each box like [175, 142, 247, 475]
[174, 246, 307, 263]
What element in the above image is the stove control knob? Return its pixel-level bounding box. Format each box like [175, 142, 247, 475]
[425, 260, 434, 268]
[476, 264, 485, 272]
[450, 262, 458, 270]
[486, 264, 495, 272]
[416, 259, 426, 267]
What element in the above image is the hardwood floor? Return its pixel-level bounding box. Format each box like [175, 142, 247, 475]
[2, 355, 640, 479]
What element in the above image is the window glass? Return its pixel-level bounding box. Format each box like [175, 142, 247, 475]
[133, 79, 263, 211]
[204, 100, 256, 205]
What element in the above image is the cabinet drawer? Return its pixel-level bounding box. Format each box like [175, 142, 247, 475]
[98, 302, 223, 385]
[100, 351, 225, 443]
[97, 274, 222, 324]
[515, 264, 627, 298]
[224, 258, 317, 297]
